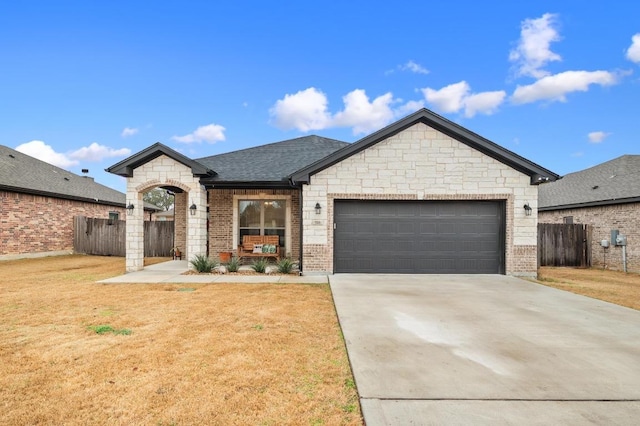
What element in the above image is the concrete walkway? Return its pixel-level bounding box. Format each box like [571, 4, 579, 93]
[330, 274, 640, 425]
[97, 260, 327, 284]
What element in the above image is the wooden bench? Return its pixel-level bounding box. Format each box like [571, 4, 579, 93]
[237, 235, 281, 261]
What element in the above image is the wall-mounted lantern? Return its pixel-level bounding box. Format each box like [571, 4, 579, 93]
[523, 203, 532, 216]
[315, 202, 321, 215]
[189, 202, 197, 216]
[126, 203, 135, 215]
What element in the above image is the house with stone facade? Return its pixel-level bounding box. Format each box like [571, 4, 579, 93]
[539, 155, 640, 273]
[0, 144, 129, 259]
[107, 108, 558, 276]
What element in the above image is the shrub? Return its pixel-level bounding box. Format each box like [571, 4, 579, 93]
[251, 257, 269, 273]
[190, 254, 218, 273]
[226, 256, 241, 272]
[277, 257, 296, 274]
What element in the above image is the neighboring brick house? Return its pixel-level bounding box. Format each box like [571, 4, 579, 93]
[0, 144, 132, 259]
[107, 109, 558, 276]
[539, 155, 640, 273]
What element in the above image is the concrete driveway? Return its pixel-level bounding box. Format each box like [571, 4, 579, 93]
[330, 274, 640, 425]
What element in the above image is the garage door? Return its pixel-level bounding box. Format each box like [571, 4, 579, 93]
[333, 200, 505, 274]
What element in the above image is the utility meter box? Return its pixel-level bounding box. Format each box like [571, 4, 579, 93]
[616, 234, 627, 246]
[601, 239, 610, 248]
[611, 230, 619, 245]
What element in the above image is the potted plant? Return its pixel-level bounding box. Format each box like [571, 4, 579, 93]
[219, 250, 232, 263]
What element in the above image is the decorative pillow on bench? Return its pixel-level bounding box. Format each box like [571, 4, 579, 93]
[252, 244, 263, 254]
[262, 244, 277, 254]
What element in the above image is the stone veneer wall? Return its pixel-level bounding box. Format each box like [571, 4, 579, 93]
[0, 190, 125, 257]
[302, 122, 538, 276]
[209, 188, 300, 262]
[539, 203, 640, 273]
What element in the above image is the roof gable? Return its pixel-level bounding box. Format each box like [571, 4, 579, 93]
[106, 142, 214, 178]
[0, 144, 125, 205]
[290, 108, 559, 185]
[539, 155, 640, 210]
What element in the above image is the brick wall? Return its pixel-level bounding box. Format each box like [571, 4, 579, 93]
[0, 190, 125, 257]
[209, 188, 300, 262]
[539, 203, 640, 273]
[302, 122, 538, 276]
[174, 192, 187, 253]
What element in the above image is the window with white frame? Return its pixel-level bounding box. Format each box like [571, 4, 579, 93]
[238, 200, 286, 247]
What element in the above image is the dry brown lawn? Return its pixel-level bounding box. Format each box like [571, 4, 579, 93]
[538, 267, 640, 310]
[0, 255, 362, 425]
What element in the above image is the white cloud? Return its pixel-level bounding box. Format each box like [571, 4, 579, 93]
[332, 89, 396, 135]
[394, 99, 426, 117]
[463, 91, 507, 118]
[121, 127, 139, 138]
[16, 140, 132, 169]
[509, 13, 562, 78]
[422, 81, 470, 113]
[69, 142, 131, 161]
[588, 131, 611, 143]
[15, 140, 78, 168]
[511, 70, 618, 104]
[421, 81, 506, 117]
[269, 87, 331, 132]
[571, 151, 584, 157]
[172, 123, 226, 144]
[400, 60, 429, 74]
[270, 87, 423, 135]
[626, 33, 640, 63]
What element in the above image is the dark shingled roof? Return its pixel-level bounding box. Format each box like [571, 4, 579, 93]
[539, 155, 640, 210]
[0, 144, 126, 206]
[196, 135, 349, 186]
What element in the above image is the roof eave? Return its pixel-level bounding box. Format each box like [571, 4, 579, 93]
[106, 142, 216, 178]
[539, 196, 640, 211]
[200, 179, 299, 190]
[0, 184, 124, 207]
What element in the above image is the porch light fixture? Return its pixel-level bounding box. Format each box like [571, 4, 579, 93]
[189, 202, 197, 216]
[126, 203, 135, 215]
[315, 202, 321, 214]
[523, 203, 532, 216]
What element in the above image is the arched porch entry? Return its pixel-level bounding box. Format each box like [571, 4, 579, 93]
[106, 144, 213, 272]
[126, 179, 206, 272]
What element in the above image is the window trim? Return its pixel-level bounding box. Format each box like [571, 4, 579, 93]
[233, 194, 291, 255]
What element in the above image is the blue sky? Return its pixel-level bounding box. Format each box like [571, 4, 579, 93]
[1, 1, 639, 192]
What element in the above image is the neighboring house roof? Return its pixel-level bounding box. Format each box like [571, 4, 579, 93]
[290, 108, 559, 185]
[196, 135, 349, 188]
[0, 144, 126, 206]
[106, 142, 215, 178]
[539, 155, 640, 211]
[154, 208, 174, 217]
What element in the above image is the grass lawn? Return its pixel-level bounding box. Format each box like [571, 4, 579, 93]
[0, 255, 362, 425]
[538, 267, 640, 310]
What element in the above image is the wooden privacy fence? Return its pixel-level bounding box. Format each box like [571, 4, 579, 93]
[538, 223, 591, 267]
[73, 216, 174, 257]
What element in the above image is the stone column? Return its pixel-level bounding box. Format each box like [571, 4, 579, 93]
[187, 186, 207, 266]
[125, 191, 144, 272]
